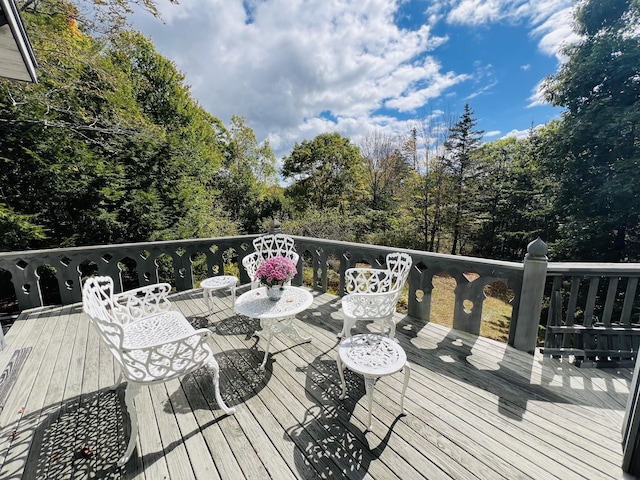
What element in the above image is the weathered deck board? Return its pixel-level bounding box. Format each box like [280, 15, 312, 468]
[0, 287, 633, 480]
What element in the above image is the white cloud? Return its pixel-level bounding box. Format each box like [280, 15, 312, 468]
[527, 78, 548, 107]
[485, 130, 501, 137]
[133, 0, 456, 158]
[436, 0, 577, 60]
[446, 0, 528, 25]
[502, 123, 546, 139]
[130, 0, 576, 163]
[502, 128, 531, 139]
[530, 6, 581, 61]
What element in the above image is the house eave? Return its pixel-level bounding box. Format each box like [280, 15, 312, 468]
[0, 0, 37, 83]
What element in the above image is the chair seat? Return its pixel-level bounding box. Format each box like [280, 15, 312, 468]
[341, 292, 398, 320]
[122, 310, 194, 348]
[120, 311, 212, 383]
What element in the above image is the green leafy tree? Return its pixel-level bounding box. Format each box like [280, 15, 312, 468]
[543, 0, 640, 261]
[282, 132, 365, 213]
[215, 115, 278, 233]
[0, 1, 238, 250]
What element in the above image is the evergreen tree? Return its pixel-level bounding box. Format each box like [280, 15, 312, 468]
[442, 104, 484, 255]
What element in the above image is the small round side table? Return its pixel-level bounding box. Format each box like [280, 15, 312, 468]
[201, 275, 238, 312]
[337, 333, 410, 431]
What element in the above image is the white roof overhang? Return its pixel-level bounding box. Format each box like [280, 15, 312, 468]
[0, 0, 37, 83]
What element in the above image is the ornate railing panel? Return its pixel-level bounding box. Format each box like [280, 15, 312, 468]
[291, 236, 524, 342]
[0, 234, 524, 343]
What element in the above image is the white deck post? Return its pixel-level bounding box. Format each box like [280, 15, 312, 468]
[513, 237, 548, 354]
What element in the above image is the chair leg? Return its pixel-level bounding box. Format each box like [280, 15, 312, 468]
[400, 363, 411, 415]
[364, 376, 376, 431]
[339, 317, 355, 338]
[387, 319, 396, 340]
[118, 382, 141, 467]
[337, 353, 347, 400]
[207, 357, 236, 415]
[110, 371, 123, 391]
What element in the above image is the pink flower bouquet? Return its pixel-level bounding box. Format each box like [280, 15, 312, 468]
[254, 256, 297, 288]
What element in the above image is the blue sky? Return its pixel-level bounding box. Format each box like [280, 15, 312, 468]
[132, 0, 578, 159]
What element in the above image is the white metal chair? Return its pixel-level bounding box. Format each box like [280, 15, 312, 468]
[82, 276, 235, 466]
[339, 252, 412, 339]
[242, 234, 299, 289]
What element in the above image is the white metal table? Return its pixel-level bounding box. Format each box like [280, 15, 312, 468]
[235, 286, 313, 369]
[337, 333, 410, 431]
[201, 275, 238, 312]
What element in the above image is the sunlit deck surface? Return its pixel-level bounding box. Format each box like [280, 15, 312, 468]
[0, 287, 634, 480]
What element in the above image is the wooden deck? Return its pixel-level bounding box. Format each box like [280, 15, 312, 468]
[0, 287, 634, 480]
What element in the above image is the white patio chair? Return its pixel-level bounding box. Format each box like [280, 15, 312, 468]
[242, 234, 299, 290]
[82, 276, 235, 466]
[339, 252, 412, 339]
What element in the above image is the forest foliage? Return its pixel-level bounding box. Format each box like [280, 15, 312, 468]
[1, 0, 639, 263]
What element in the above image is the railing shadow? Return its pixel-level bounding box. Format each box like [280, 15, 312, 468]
[394, 313, 631, 420]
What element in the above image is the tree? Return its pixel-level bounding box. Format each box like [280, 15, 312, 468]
[406, 111, 457, 252]
[357, 131, 410, 212]
[442, 104, 484, 255]
[543, 0, 640, 261]
[471, 132, 557, 260]
[0, 1, 238, 249]
[216, 115, 278, 232]
[282, 132, 364, 212]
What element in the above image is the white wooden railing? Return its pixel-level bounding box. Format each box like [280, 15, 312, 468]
[1, 233, 639, 362]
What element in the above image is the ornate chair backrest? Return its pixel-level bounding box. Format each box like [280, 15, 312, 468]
[253, 234, 297, 260]
[242, 252, 264, 289]
[386, 252, 412, 292]
[82, 276, 126, 359]
[344, 268, 392, 294]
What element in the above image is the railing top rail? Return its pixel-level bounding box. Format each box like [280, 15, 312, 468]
[0, 235, 258, 259]
[548, 262, 640, 276]
[289, 235, 524, 272]
[0, 234, 525, 270]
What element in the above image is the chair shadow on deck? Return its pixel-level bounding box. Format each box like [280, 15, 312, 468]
[11, 361, 243, 479]
[168, 349, 272, 413]
[286, 349, 399, 479]
[16, 388, 128, 479]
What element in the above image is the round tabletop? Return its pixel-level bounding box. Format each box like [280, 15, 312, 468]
[235, 286, 313, 319]
[338, 333, 406, 377]
[201, 275, 238, 290]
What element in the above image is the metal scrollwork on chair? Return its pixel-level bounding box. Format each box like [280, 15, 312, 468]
[242, 234, 299, 290]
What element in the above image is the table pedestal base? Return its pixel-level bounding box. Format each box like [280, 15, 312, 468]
[255, 316, 311, 369]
